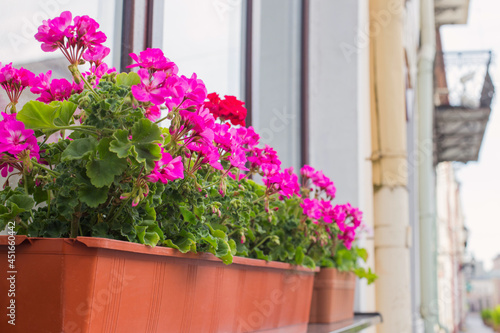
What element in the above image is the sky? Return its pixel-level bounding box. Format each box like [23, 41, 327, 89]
[441, 0, 500, 270]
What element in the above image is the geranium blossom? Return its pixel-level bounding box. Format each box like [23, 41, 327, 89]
[169, 74, 206, 108]
[30, 71, 79, 103]
[147, 151, 184, 184]
[35, 11, 107, 66]
[0, 113, 40, 164]
[131, 69, 167, 105]
[204, 93, 247, 126]
[82, 45, 110, 64]
[145, 105, 161, 121]
[128, 48, 178, 75]
[0, 63, 34, 107]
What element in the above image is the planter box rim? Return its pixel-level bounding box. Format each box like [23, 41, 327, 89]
[0, 235, 319, 273]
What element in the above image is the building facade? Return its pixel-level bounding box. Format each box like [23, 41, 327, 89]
[0, 1, 492, 332]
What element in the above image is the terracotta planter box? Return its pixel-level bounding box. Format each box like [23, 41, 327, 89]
[308, 267, 356, 323]
[0, 236, 317, 333]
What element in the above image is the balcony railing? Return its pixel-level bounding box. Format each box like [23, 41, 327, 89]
[434, 50, 495, 163]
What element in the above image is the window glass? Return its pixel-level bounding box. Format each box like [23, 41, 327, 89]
[253, 0, 302, 171]
[0, 1, 118, 109]
[162, 0, 244, 98]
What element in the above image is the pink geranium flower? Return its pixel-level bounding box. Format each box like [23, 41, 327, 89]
[35, 11, 107, 65]
[147, 151, 184, 184]
[34, 11, 73, 52]
[30, 71, 76, 104]
[131, 69, 167, 105]
[300, 165, 315, 178]
[145, 105, 161, 121]
[82, 45, 110, 65]
[0, 63, 34, 106]
[0, 113, 40, 161]
[128, 48, 178, 75]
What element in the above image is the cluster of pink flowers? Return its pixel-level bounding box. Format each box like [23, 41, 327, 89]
[301, 166, 336, 199]
[246, 145, 301, 199]
[0, 113, 40, 177]
[30, 70, 83, 103]
[0, 63, 34, 107]
[35, 11, 107, 65]
[299, 165, 362, 249]
[147, 149, 184, 184]
[126, 48, 259, 191]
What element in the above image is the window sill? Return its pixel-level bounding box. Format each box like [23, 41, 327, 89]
[307, 313, 383, 333]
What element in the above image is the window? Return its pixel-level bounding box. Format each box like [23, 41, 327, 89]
[162, 0, 245, 98]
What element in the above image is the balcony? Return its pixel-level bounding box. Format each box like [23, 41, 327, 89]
[434, 50, 495, 163]
[435, 0, 471, 25]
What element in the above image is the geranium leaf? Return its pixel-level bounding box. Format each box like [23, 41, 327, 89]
[8, 194, 35, 211]
[215, 239, 233, 264]
[78, 185, 108, 208]
[110, 120, 162, 170]
[86, 139, 128, 188]
[109, 129, 132, 158]
[295, 246, 305, 265]
[61, 137, 97, 161]
[131, 118, 163, 143]
[17, 101, 59, 131]
[302, 256, 316, 269]
[116, 72, 141, 87]
[17, 100, 77, 133]
[179, 206, 197, 224]
[143, 231, 160, 247]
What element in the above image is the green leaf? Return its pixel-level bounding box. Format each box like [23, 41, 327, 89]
[228, 239, 237, 256]
[109, 119, 162, 170]
[109, 130, 132, 158]
[295, 246, 305, 265]
[199, 229, 218, 248]
[17, 101, 58, 131]
[8, 194, 35, 211]
[193, 205, 204, 218]
[87, 155, 127, 187]
[120, 224, 137, 242]
[302, 256, 316, 269]
[17, 100, 77, 133]
[216, 239, 233, 264]
[254, 249, 269, 261]
[132, 118, 163, 143]
[247, 228, 256, 242]
[116, 72, 141, 87]
[179, 206, 197, 224]
[164, 238, 193, 253]
[86, 139, 128, 188]
[356, 248, 369, 262]
[78, 185, 108, 208]
[53, 100, 78, 126]
[61, 137, 97, 161]
[138, 230, 160, 247]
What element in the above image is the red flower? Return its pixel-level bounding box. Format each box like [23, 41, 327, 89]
[203, 93, 247, 127]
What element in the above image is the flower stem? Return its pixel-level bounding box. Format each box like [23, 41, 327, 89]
[23, 173, 28, 194]
[70, 203, 82, 238]
[33, 161, 60, 177]
[251, 236, 272, 252]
